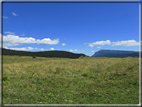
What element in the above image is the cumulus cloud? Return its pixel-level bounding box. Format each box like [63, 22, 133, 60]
[3, 34, 59, 48]
[85, 40, 111, 48]
[40, 48, 44, 50]
[89, 44, 94, 48]
[37, 38, 59, 45]
[3, 42, 19, 48]
[50, 48, 54, 50]
[112, 40, 139, 46]
[70, 49, 73, 52]
[3, 35, 36, 47]
[62, 43, 66, 46]
[8, 47, 34, 51]
[12, 12, 18, 16]
[85, 40, 139, 47]
[69, 49, 80, 52]
[3, 16, 8, 19]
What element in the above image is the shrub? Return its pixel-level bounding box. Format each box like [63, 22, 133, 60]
[32, 56, 36, 58]
[79, 56, 84, 59]
[82, 72, 88, 77]
[3, 76, 8, 81]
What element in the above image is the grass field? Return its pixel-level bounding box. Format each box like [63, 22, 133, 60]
[3, 55, 139, 104]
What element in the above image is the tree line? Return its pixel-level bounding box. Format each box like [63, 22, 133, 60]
[2, 48, 87, 59]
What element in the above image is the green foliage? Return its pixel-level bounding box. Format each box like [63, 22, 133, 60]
[82, 72, 88, 77]
[79, 56, 84, 59]
[3, 76, 8, 81]
[32, 56, 36, 58]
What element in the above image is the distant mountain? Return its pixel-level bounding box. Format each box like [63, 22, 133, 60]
[92, 49, 139, 58]
[2, 48, 87, 59]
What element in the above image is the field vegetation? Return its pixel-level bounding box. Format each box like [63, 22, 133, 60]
[3, 55, 139, 104]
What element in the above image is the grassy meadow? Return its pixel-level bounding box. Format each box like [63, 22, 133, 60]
[3, 55, 139, 104]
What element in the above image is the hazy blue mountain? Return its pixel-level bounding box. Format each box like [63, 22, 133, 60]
[92, 49, 139, 58]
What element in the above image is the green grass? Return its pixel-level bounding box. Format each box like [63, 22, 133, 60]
[3, 55, 139, 104]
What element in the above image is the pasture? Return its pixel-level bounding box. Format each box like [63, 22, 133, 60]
[3, 55, 139, 104]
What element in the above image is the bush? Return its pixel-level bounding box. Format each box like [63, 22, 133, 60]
[79, 56, 84, 59]
[32, 56, 36, 58]
[82, 72, 88, 77]
[3, 76, 8, 81]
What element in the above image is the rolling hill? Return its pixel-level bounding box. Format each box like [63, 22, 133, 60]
[2, 48, 87, 59]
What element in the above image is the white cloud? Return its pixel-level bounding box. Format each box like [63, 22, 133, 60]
[3, 16, 8, 19]
[3, 42, 19, 48]
[3, 35, 36, 47]
[70, 49, 73, 52]
[5, 47, 50, 51]
[112, 40, 139, 46]
[97, 46, 101, 48]
[12, 12, 18, 16]
[50, 48, 54, 50]
[62, 43, 66, 46]
[3, 34, 59, 48]
[69, 49, 80, 52]
[89, 44, 94, 48]
[92, 40, 111, 45]
[85, 40, 111, 48]
[5, 32, 15, 34]
[85, 39, 139, 47]
[8, 47, 34, 51]
[37, 38, 59, 45]
[92, 51, 94, 52]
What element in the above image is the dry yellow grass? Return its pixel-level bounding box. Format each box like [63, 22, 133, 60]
[3, 56, 139, 77]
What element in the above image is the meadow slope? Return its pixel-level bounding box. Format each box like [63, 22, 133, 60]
[3, 55, 139, 104]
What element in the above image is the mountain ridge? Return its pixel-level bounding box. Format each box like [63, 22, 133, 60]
[92, 49, 139, 58]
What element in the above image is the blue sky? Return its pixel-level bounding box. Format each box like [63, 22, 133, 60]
[2, 3, 139, 56]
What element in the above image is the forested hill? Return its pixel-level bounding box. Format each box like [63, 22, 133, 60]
[2, 48, 87, 59]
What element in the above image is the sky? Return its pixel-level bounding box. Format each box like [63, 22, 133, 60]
[2, 2, 139, 56]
